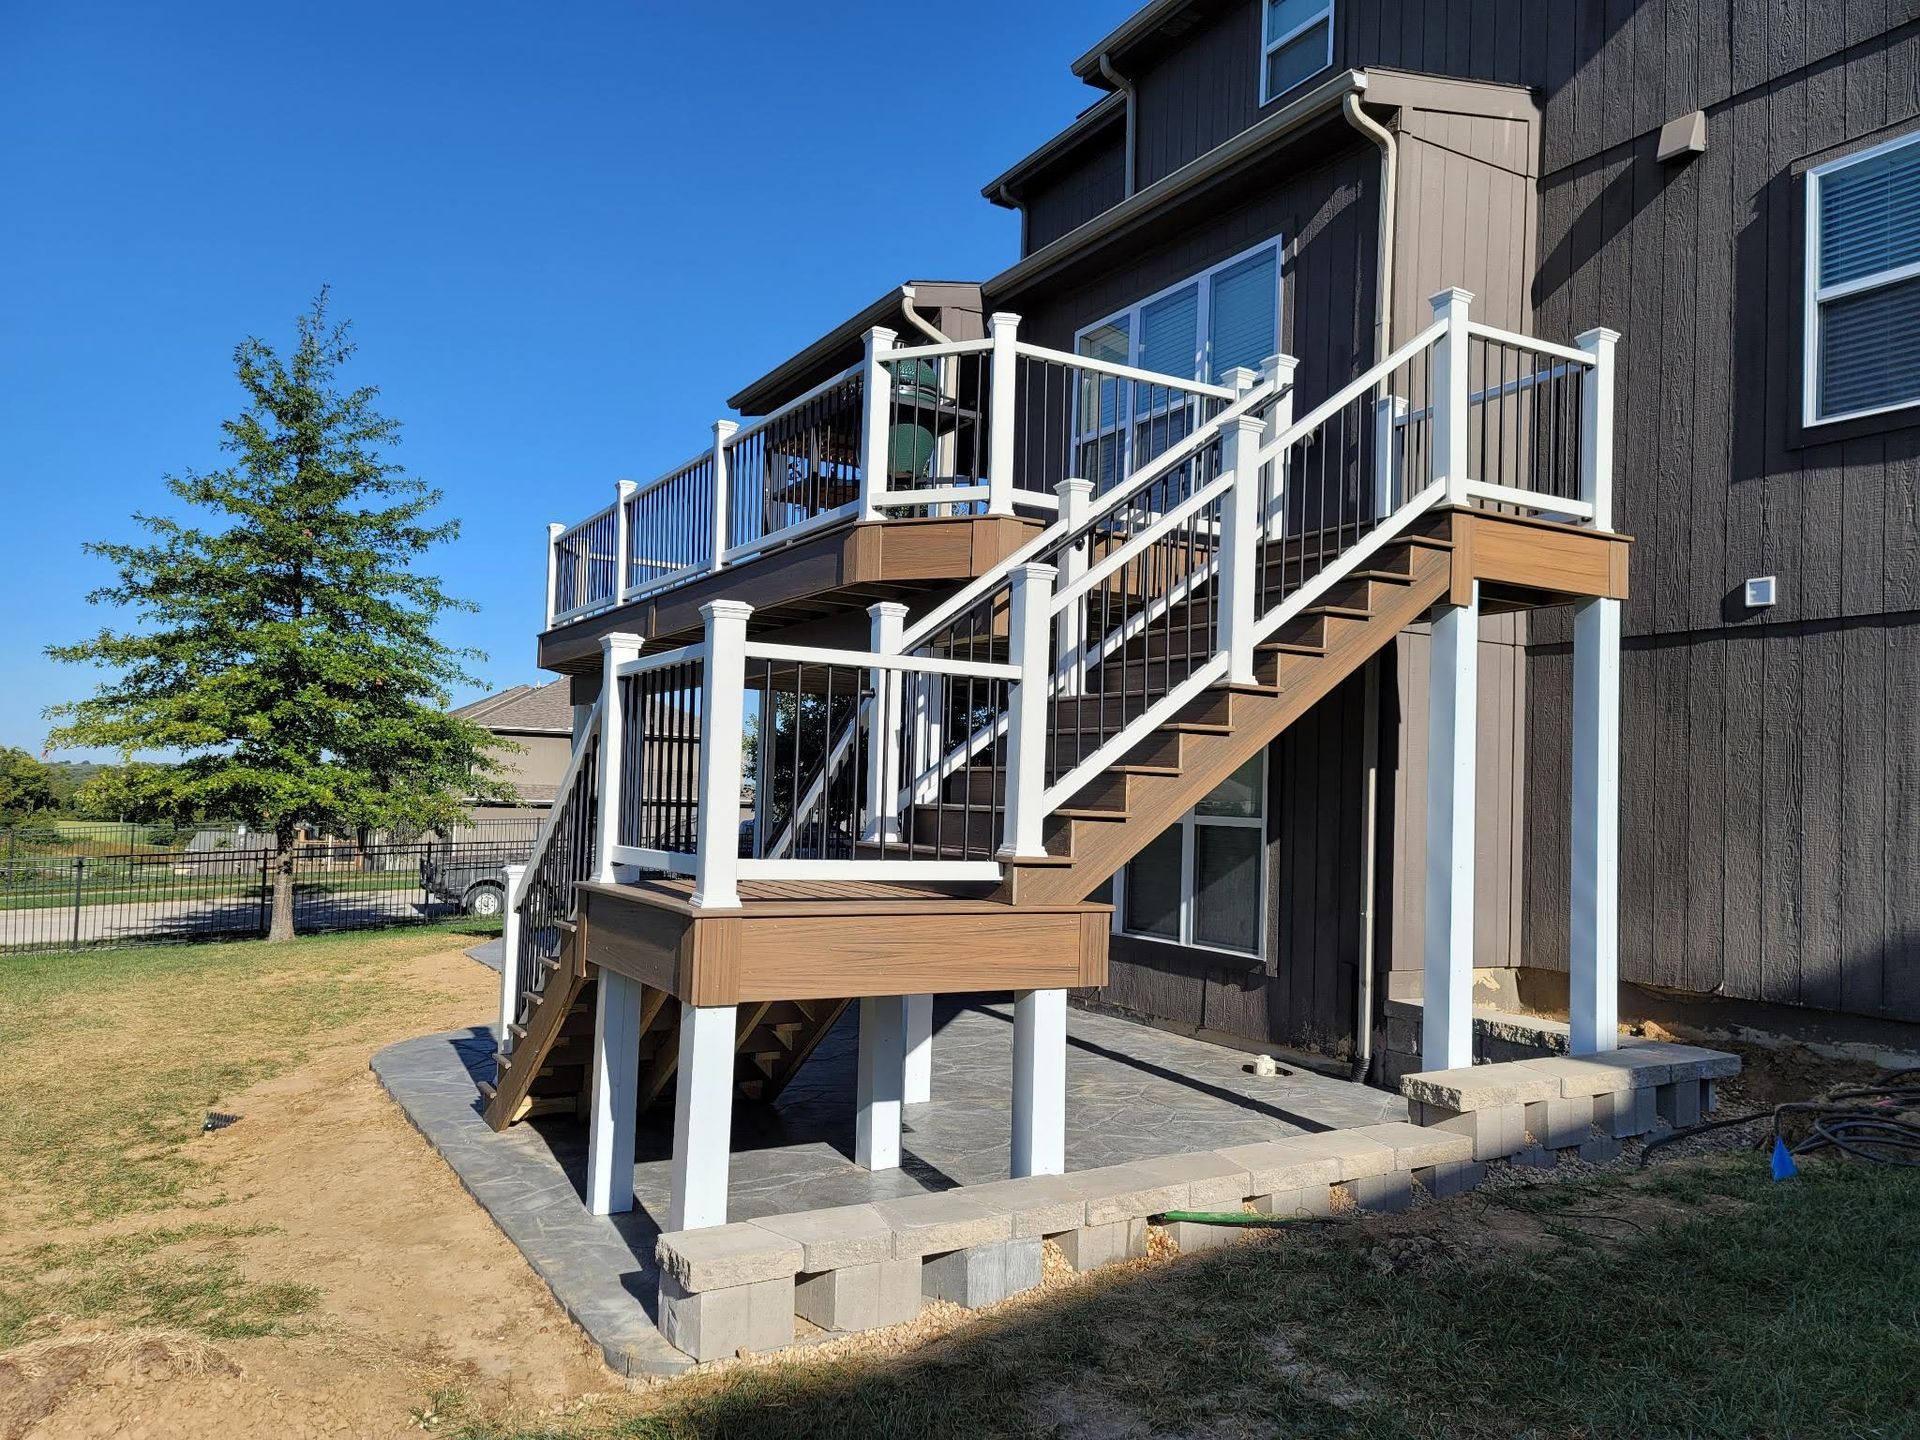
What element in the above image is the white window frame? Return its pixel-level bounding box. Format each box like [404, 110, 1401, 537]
[1259, 0, 1336, 107]
[1112, 753, 1267, 961]
[1071, 235, 1285, 483]
[1803, 128, 1920, 427]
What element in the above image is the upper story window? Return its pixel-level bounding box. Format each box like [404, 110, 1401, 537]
[1261, 0, 1335, 106]
[1073, 237, 1282, 486]
[1805, 130, 1920, 426]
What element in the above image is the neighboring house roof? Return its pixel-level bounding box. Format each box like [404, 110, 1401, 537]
[452, 679, 573, 736]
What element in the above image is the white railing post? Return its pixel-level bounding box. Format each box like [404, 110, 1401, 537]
[865, 601, 908, 843]
[1054, 477, 1093, 696]
[858, 327, 898, 523]
[1575, 327, 1620, 531]
[544, 522, 563, 630]
[1262, 353, 1299, 539]
[613, 481, 636, 601]
[987, 312, 1021, 517]
[595, 633, 643, 884]
[1373, 394, 1409, 518]
[998, 561, 1058, 859]
[711, 420, 739, 572]
[1218, 408, 1265, 687]
[692, 599, 752, 908]
[497, 861, 527, 1052]
[1430, 288, 1475, 507]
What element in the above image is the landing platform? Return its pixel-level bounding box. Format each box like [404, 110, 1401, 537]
[372, 998, 1404, 1376]
[579, 877, 1111, 1004]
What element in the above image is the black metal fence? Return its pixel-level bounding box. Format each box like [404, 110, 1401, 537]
[0, 835, 531, 954]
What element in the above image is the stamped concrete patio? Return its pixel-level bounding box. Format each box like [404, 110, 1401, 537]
[374, 997, 1404, 1375]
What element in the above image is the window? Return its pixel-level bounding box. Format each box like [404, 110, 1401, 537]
[1073, 238, 1282, 485]
[1261, 0, 1335, 106]
[1805, 130, 1920, 425]
[1116, 755, 1266, 958]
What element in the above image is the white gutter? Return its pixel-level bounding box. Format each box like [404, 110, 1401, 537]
[1096, 52, 1137, 197]
[1343, 90, 1397, 365]
[1341, 89, 1398, 1081]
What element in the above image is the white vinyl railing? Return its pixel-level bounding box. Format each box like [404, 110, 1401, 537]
[542, 312, 1236, 629]
[553, 288, 1617, 907]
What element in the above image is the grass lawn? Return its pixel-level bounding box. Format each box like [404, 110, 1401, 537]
[454, 1152, 1920, 1440]
[0, 922, 490, 1351]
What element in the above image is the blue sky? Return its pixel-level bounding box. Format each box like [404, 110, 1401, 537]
[0, 1, 1136, 756]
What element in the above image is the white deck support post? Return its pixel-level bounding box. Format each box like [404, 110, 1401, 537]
[998, 562, 1059, 859]
[692, 600, 752, 909]
[595, 633, 643, 884]
[1570, 325, 1622, 1056]
[903, 992, 933, 1105]
[986, 312, 1022, 517]
[1054, 477, 1093, 696]
[496, 862, 527, 1052]
[855, 996, 904, 1170]
[586, 968, 644, 1216]
[1422, 582, 1479, 1071]
[710, 419, 739, 574]
[857, 326, 898, 523]
[544, 522, 564, 630]
[864, 601, 908, 843]
[1011, 987, 1067, 1178]
[612, 480, 636, 601]
[1217, 372, 1265, 686]
[1430, 288, 1475, 508]
[669, 1001, 738, 1230]
[1261, 353, 1299, 539]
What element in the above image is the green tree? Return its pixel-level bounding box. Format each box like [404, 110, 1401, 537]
[0, 748, 58, 823]
[70, 761, 178, 824]
[48, 292, 511, 939]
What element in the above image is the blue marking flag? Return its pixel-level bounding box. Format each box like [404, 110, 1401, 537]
[1771, 1136, 1799, 1181]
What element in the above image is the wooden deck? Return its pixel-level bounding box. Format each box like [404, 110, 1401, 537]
[576, 876, 1110, 1006]
[537, 512, 1042, 676]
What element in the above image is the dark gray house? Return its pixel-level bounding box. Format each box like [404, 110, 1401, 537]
[487, 0, 1913, 1242]
[977, 0, 1920, 1060]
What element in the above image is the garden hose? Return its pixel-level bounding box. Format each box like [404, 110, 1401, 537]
[1159, 1209, 1321, 1228]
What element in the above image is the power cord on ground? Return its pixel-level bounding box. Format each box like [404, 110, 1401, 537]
[1639, 1067, 1920, 1169]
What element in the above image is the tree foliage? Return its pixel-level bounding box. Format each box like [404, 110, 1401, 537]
[0, 748, 58, 823]
[47, 292, 511, 936]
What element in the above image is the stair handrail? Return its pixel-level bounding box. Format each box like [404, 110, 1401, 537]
[1035, 322, 1464, 816]
[895, 374, 1287, 655]
[758, 374, 1287, 860]
[498, 696, 602, 1056]
[509, 698, 601, 912]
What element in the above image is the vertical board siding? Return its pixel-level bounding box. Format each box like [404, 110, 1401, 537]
[1024, 133, 1129, 253]
[1526, 619, 1920, 1023]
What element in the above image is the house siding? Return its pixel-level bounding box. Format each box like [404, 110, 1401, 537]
[1515, 21, 1920, 1023]
[1024, 131, 1129, 252]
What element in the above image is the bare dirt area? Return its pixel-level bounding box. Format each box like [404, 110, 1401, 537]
[0, 941, 621, 1440]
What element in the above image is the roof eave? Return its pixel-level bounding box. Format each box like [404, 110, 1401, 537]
[1069, 0, 1199, 81]
[980, 91, 1128, 204]
[985, 69, 1368, 300]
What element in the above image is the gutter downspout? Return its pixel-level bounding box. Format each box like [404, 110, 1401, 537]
[1097, 53, 1137, 197]
[899, 285, 950, 345]
[1343, 89, 1397, 1085]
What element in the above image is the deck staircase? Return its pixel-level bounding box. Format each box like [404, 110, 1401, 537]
[483, 295, 1618, 1130]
